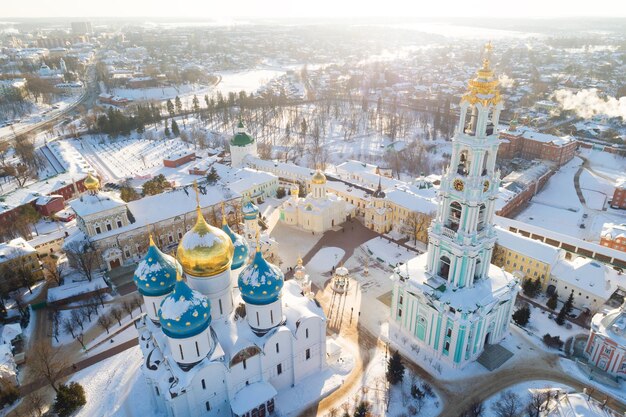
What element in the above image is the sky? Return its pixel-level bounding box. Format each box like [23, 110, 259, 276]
[2, 0, 626, 18]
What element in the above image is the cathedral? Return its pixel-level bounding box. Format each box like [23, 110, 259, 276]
[390, 44, 520, 368]
[280, 170, 350, 233]
[133, 184, 326, 417]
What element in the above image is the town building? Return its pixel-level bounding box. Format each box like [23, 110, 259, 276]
[492, 227, 562, 289]
[280, 171, 350, 233]
[134, 188, 326, 417]
[498, 122, 577, 167]
[585, 300, 626, 379]
[542, 389, 623, 417]
[495, 162, 555, 218]
[600, 223, 626, 253]
[610, 179, 626, 209]
[390, 46, 520, 368]
[0, 238, 44, 291]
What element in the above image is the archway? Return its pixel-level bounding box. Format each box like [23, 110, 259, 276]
[439, 256, 451, 280]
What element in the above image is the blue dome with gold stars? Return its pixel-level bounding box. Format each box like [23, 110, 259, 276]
[242, 200, 259, 221]
[158, 276, 211, 339]
[222, 223, 249, 270]
[133, 236, 181, 297]
[238, 247, 283, 305]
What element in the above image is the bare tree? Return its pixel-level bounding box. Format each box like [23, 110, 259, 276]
[70, 309, 85, 331]
[402, 211, 434, 245]
[79, 305, 94, 322]
[110, 307, 123, 326]
[28, 342, 69, 393]
[93, 288, 107, 307]
[122, 299, 134, 318]
[131, 295, 143, 313]
[42, 256, 65, 285]
[527, 391, 548, 417]
[22, 392, 46, 417]
[65, 240, 100, 282]
[97, 314, 113, 334]
[491, 391, 523, 417]
[461, 401, 485, 417]
[62, 318, 77, 338]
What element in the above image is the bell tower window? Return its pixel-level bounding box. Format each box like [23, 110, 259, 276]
[446, 202, 462, 232]
[439, 256, 451, 280]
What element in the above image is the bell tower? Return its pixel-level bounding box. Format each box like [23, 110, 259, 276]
[426, 42, 504, 289]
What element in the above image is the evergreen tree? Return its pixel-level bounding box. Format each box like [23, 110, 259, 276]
[53, 382, 86, 417]
[386, 350, 404, 385]
[512, 304, 531, 327]
[353, 401, 369, 417]
[175, 95, 183, 115]
[556, 291, 575, 325]
[164, 121, 171, 138]
[120, 186, 140, 202]
[546, 291, 558, 310]
[522, 278, 542, 298]
[166, 99, 175, 118]
[192, 95, 200, 115]
[206, 167, 220, 184]
[171, 119, 180, 137]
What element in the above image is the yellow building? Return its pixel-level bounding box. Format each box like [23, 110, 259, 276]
[0, 238, 44, 292]
[492, 227, 561, 289]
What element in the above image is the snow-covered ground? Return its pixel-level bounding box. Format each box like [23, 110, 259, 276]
[580, 148, 626, 183]
[560, 358, 626, 403]
[363, 237, 417, 268]
[47, 276, 108, 304]
[111, 83, 212, 102]
[482, 380, 572, 417]
[71, 346, 162, 417]
[53, 302, 113, 346]
[521, 304, 587, 352]
[307, 247, 345, 273]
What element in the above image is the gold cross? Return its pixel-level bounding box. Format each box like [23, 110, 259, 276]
[484, 41, 494, 56]
[193, 180, 200, 207]
[221, 201, 227, 225]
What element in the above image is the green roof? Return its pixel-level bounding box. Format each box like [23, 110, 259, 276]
[231, 131, 254, 147]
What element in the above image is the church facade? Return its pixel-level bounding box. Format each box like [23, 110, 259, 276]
[390, 44, 520, 368]
[280, 170, 350, 233]
[134, 184, 326, 417]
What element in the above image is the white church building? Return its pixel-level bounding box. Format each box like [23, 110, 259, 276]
[230, 121, 258, 168]
[280, 170, 351, 233]
[133, 185, 326, 417]
[390, 44, 520, 368]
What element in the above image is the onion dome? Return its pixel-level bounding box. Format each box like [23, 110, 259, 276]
[221, 206, 249, 270]
[311, 170, 327, 185]
[133, 235, 181, 297]
[83, 172, 100, 192]
[158, 272, 211, 339]
[177, 183, 234, 277]
[238, 243, 283, 305]
[230, 120, 254, 147]
[242, 200, 259, 221]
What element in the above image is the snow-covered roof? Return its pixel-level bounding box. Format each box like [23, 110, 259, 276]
[495, 227, 562, 266]
[0, 344, 17, 381]
[231, 381, 277, 415]
[601, 223, 626, 240]
[384, 185, 437, 214]
[0, 238, 36, 263]
[0, 324, 22, 345]
[397, 253, 517, 313]
[69, 191, 126, 218]
[551, 257, 623, 300]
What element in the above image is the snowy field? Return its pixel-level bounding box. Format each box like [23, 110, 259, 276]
[111, 83, 212, 102]
[580, 148, 626, 183]
[515, 155, 626, 242]
[71, 347, 161, 417]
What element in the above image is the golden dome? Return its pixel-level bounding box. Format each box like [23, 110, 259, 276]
[84, 172, 100, 192]
[311, 170, 327, 185]
[177, 207, 234, 277]
[461, 42, 501, 107]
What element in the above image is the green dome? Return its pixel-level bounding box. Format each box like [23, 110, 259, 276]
[230, 121, 254, 147]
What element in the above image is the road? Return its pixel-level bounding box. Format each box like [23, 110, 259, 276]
[0, 63, 98, 144]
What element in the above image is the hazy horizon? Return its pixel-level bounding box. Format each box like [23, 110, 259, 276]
[3, 0, 626, 19]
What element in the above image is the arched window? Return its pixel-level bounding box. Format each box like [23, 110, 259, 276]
[464, 105, 478, 136]
[458, 150, 470, 176]
[439, 256, 451, 280]
[447, 202, 462, 231]
[474, 259, 482, 281]
[477, 204, 487, 232]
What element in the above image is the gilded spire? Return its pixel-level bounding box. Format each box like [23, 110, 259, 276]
[149, 233, 155, 246]
[255, 231, 261, 253]
[297, 255, 303, 266]
[461, 42, 501, 107]
[221, 202, 227, 225]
